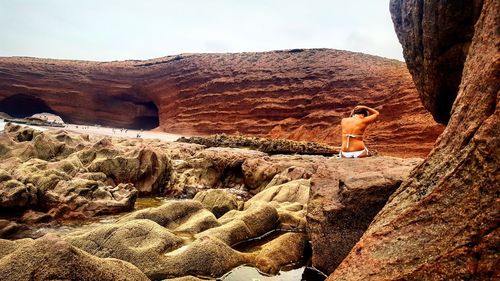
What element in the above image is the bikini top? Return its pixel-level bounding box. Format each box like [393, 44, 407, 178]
[342, 133, 363, 138]
[342, 133, 363, 149]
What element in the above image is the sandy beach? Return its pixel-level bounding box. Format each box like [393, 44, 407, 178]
[0, 120, 185, 142]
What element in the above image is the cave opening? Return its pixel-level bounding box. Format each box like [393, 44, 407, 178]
[0, 94, 62, 119]
[130, 101, 160, 130]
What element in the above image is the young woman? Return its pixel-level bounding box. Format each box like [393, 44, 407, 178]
[339, 105, 379, 158]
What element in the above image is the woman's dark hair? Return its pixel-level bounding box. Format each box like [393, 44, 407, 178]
[352, 108, 369, 117]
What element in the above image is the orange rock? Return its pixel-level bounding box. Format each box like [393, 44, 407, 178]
[0, 49, 443, 158]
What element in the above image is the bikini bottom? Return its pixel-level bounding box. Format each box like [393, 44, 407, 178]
[339, 147, 369, 158]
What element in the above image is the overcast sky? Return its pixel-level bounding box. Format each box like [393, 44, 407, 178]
[0, 0, 403, 61]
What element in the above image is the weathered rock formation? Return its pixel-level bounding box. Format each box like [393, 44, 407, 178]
[193, 189, 239, 218]
[61, 153, 419, 279]
[0, 234, 149, 281]
[65, 200, 297, 279]
[307, 157, 421, 274]
[0, 122, 424, 279]
[177, 134, 339, 155]
[0, 123, 176, 219]
[390, 0, 484, 124]
[0, 49, 443, 157]
[329, 0, 499, 279]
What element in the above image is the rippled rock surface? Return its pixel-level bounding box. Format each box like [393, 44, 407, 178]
[0, 234, 149, 281]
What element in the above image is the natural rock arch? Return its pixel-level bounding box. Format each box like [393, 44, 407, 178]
[0, 94, 57, 118]
[130, 101, 160, 130]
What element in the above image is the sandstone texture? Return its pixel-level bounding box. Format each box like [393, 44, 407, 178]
[0, 123, 423, 279]
[65, 200, 299, 279]
[390, 0, 483, 124]
[330, 0, 499, 280]
[0, 234, 149, 281]
[0, 123, 177, 219]
[0, 49, 443, 157]
[193, 189, 239, 218]
[307, 157, 421, 274]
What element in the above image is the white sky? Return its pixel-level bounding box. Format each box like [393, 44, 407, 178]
[0, 0, 404, 61]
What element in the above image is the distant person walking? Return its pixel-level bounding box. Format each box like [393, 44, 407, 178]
[339, 105, 379, 158]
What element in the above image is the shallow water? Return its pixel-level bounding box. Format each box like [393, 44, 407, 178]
[227, 229, 326, 281]
[233, 228, 305, 252]
[134, 196, 169, 209]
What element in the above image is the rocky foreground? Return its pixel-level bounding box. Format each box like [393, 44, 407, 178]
[0, 123, 421, 280]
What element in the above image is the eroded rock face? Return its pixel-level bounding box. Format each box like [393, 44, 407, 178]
[65, 200, 302, 279]
[390, 0, 483, 124]
[306, 157, 421, 274]
[0, 123, 178, 219]
[0, 49, 443, 157]
[252, 232, 307, 275]
[0, 121, 434, 278]
[242, 155, 319, 193]
[67, 219, 185, 278]
[0, 234, 149, 281]
[330, 0, 499, 280]
[168, 147, 266, 195]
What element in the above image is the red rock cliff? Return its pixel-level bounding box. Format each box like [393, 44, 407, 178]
[0, 49, 443, 157]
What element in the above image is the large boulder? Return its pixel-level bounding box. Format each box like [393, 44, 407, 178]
[43, 180, 137, 217]
[245, 179, 311, 229]
[330, 0, 499, 279]
[245, 179, 310, 207]
[242, 155, 319, 193]
[0, 234, 149, 281]
[86, 145, 171, 194]
[306, 156, 421, 274]
[390, 0, 483, 124]
[168, 147, 266, 194]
